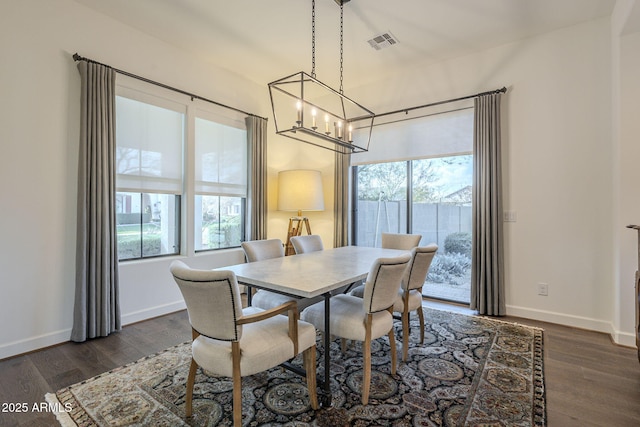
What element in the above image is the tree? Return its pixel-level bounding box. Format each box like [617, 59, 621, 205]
[411, 159, 442, 203]
[414, 155, 473, 203]
[357, 160, 441, 202]
[357, 162, 407, 201]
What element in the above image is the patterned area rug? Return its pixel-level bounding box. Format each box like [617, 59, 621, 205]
[46, 308, 545, 426]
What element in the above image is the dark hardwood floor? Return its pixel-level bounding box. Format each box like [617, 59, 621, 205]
[1, 304, 639, 426]
[508, 316, 640, 426]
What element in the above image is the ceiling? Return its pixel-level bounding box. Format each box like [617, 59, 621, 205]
[74, 0, 616, 90]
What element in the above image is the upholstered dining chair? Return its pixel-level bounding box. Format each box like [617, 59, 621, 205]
[351, 244, 438, 360]
[349, 232, 421, 298]
[169, 260, 318, 427]
[242, 238, 322, 311]
[381, 232, 422, 250]
[290, 234, 324, 254]
[241, 238, 285, 262]
[241, 238, 286, 308]
[301, 254, 411, 405]
[393, 244, 438, 361]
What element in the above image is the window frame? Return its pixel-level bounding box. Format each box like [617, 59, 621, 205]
[115, 75, 249, 261]
[115, 191, 182, 260]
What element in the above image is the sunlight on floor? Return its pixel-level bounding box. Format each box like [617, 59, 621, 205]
[423, 298, 476, 316]
[423, 281, 470, 305]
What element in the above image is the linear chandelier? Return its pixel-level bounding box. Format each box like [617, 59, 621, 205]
[268, 0, 374, 154]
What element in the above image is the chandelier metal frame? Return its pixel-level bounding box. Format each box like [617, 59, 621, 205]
[268, 0, 374, 153]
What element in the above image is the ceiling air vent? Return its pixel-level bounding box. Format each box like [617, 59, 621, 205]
[367, 31, 398, 50]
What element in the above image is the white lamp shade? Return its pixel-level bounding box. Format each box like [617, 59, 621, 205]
[278, 169, 324, 213]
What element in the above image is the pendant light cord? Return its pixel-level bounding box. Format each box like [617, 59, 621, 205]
[311, 0, 316, 78]
[312, 0, 345, 93]
[339, 2, 344, 95]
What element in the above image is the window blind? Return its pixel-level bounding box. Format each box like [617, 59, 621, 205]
[351, 105, 474, 166]
[115, 95, 184, 193]
[195, 116, 247, 197]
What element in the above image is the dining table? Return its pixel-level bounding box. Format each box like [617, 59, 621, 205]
[219, 245, 407, 406]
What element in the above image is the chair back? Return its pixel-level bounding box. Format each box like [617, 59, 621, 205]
[241, 238, 284, 262]
[290, 235, 324, 254]
[170, 260, 244, 341]
[403, 244, 438, 291]
[363, 254, 411, 313]
[381, 232, 421, 250]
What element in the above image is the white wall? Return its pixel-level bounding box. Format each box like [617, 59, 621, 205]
[0, 0, 267, 359]
[615, 23, 640, 345]
[348, 17, 633, 343]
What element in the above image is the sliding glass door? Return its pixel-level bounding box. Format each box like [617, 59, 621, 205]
[353, 156, 471, 304]
[351, 104, 474, 304]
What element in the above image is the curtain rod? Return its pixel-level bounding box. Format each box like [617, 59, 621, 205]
[373, 86, 507, 119]
[72, 53, 267, 120]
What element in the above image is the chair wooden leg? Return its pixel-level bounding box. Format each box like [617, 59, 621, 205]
[388, 306, 397, 374]
[341, 338, 347, 352]
[402, 310, 410, 362]
[303, 346, 319, 410]
[232, 342, 242, 427]
[417, 307, 425, 344]
[185, 358, 198, 417]
[388, 327, 397, 375]
[362, 314, 372, 405]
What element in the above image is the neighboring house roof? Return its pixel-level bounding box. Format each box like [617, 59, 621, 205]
[442, 185, 472, 205]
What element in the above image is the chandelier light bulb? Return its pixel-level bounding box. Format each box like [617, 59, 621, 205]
[296, 101, 302, 125]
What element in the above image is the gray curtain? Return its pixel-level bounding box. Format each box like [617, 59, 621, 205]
[246, 116, 268, 240]
[334, 147, 351, 247]
[71, 61, 121, 342]
[470, 92, 505, 316]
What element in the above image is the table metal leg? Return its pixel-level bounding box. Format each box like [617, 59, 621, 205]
[280, 292, 332, 406]
[321, 292, 332, 406]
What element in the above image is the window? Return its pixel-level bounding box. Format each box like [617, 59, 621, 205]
[115, 93, 183, 260]
[412, 156, 472, 304]
[354, 162, 408, 246]
[115, 192, 180, 259]
[194, 115, 247, 251]
[351, 104, 473, 303]
[115, 77, 248, 260]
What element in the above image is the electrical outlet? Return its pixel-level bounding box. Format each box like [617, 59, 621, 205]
[503, 211, 517, 222]
[537, 283, 548, 296]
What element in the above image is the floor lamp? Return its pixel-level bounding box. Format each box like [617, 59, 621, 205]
[278, 169, 324, 255]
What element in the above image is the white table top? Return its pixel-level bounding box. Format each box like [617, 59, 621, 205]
[220, 246, 407, 298]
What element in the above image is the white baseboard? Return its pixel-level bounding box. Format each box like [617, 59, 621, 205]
[0, 328, 72, 360]
[506, 304, 637, 348]
[611, 329, 637, 348]
[120, 300, 186, 326]
[0, 301, 188, 361]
